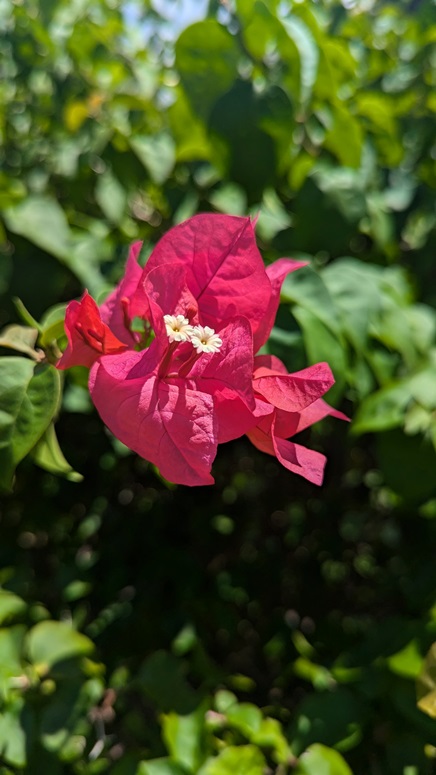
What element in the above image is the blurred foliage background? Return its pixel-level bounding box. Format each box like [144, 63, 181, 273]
[1, 0, 436, 772]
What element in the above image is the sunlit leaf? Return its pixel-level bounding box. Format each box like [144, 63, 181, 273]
[198, 745, 266, 775]
[0, 325, 39, 359]
[295, 744, 352, 775]
[26, 621, 94, 669]
[0, 358, 61, 491]
[0, 591, 26, 626]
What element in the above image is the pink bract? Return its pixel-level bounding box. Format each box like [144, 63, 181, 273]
[247, 355, 349, 486]
[57, 291, 128, 370]
[57, 213, 346, 485]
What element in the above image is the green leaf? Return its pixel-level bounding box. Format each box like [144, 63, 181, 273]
[240, 2, 301, 100]
[254, 189, 293, 241]
[4, 195, 73, 261]
[0, 626, 26, 696]
[169, 87, 212, 163]
[198, 745, 266, 775]
[208, 80, 279, 199]
[282, 267, 342, 337]
[251, 717, 292, 763]
[387, 640, 423, 679]
[161, 706, 205, 773]
[175, 20, 239, 121]
[324, 105, 363, 168]
[417, 643, 436, 719]
[214, 690, 238, 714]
[26, 621, 94, 669]
[292, 307, 347, 402]
[0, 699, 27, 768]
[209, 184, 247, 216]
[409, 366, 436, 410]
[138, 651, 199, 714]
[31, 422, 83, 482]
[0, 358, 61, 492]
[225, 703, 262, 737]
[352, 383, 411, 435]
[290, 688, 363, 755]
[138, 760, 190, 775]
[130, 134, 175, 185]
[0, 591, 26, 625]
[295, 744, 352, 775]
[322, 259, 382, 351]
[95, 170, 127, 224]
[0, 325, 39, 359]
[4, 196, 106, 292]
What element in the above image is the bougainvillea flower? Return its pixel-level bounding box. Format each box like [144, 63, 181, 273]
[89, 264, 261, 485]
[247, 355, 348, 485]
[57, 291, 128, 370]
[57, 213, 346, 486]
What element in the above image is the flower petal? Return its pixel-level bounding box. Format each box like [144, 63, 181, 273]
[273, 436, 327, 485]
[90, 355, 217, 486]
[253, 354, 289, 375]
[253, 362, 335, 412]
[144, 214, 272, 339]
[295, 398, 350, 433]
[247, 417, 327, 485]
[57, 292, 127, 370]
[99, 241, 143, 345]
[213, 394, 273, 444]
[190, 316, 255, 410]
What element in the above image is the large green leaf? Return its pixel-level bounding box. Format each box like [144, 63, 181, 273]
[3, 196, 106, 292]
[0, 358, 61, 491]
[295, 744, 353, 775]
[161, 706, 205, 773]
[0, 325, 39, 359]
[3, 195, 72, 261]
[26, 621, 94, 669]
[175, 20, 239, 121]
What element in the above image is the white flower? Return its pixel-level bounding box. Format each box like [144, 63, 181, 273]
[190, 325, 223, 354]
[163, 314, 194, 343]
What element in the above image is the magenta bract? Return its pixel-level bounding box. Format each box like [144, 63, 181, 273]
[57, 213, 346, 486]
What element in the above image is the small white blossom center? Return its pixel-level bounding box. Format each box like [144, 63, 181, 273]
[164, 314, 194, 343]
[191, 325, 223, 354]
